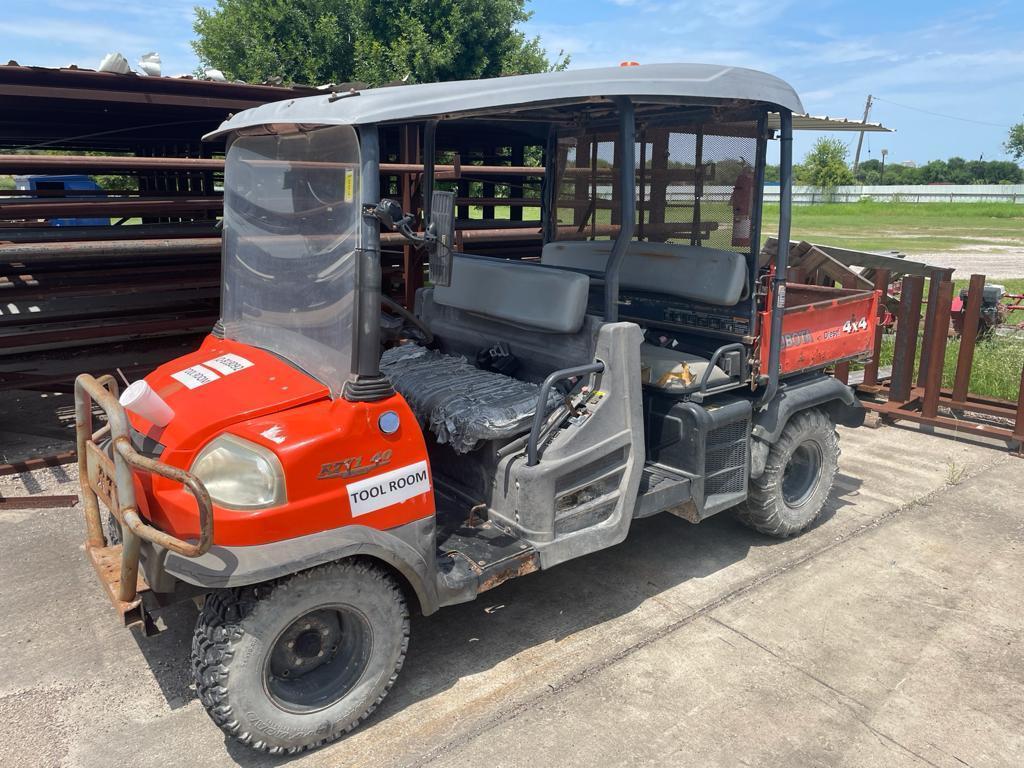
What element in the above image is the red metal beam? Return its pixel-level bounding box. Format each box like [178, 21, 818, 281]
[889, 275, 924, 404]
[0, 197, 223, 219]
[0, 154, 224, 174]
[0, 237, 222, 262]
[861, 268, 890, 387]
[952, 274, 985, 402]
[0, 494, 78, 509]
[0, 450, 77, 476]
[921, 280, 953, 418]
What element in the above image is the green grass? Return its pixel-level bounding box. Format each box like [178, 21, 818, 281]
[763, 200, 1024, 253]
[873, 332, 1024, 401]
[470, 200, 1024, 253]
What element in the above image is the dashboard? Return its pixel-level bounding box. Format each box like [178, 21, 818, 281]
[613, 290, 755, 341]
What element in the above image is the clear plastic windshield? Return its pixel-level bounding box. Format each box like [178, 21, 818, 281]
[221, 125, 361, 394]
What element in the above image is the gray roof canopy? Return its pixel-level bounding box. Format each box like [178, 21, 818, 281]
[206, 63, 804, 139]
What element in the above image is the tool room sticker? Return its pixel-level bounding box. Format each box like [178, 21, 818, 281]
[346, 461, 431, 517]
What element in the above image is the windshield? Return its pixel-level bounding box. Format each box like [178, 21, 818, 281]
[221, 125, 361, 394]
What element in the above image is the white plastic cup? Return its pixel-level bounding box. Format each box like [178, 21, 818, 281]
[119, 380, 175, 427]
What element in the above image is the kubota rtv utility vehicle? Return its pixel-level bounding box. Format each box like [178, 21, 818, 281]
[75, 64, 879, 754]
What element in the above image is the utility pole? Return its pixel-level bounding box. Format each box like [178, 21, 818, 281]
[852, 94, 873, 174]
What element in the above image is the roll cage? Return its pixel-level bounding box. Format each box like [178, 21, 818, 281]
[210, 65, 801, 402]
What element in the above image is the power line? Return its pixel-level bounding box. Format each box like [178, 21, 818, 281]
[872, 95, 1011, 129]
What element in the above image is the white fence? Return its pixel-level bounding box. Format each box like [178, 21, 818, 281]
[762, 184, 1024, 205]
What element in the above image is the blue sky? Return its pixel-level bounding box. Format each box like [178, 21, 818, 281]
[3, 0, 1022, 165]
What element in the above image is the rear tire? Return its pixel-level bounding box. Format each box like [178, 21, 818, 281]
[737, 408, 838, 538]
[190, 560, 409, 754]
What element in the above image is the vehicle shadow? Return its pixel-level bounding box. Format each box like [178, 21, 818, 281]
[131, 478, 862, 766]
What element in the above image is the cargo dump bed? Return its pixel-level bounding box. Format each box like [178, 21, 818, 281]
[759, 283, 880, 377]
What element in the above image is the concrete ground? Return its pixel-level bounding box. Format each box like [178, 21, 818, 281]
[1, 423, 1021, 768]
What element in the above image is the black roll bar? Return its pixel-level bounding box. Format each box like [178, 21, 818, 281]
[542, 125, 558, 244]
[353, 125, 383, 381]
[758, 108, 793, 409]
[603, 97, 636, 323]
[748, 112, 769, 332]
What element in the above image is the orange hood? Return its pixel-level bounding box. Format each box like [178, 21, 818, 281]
[128, 335, 330, 458]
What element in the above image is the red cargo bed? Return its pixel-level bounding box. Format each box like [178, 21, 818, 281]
[758, 283, 881, 377]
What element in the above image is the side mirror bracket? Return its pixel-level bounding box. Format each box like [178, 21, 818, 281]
[366, 191, 455, 287]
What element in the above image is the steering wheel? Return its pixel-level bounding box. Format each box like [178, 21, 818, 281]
[381, 295, 434, 345]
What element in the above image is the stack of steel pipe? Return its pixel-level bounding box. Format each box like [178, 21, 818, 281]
[0, 65, 330, 470]
[0, 149, 553, 390]
[0, 154, 223, 390]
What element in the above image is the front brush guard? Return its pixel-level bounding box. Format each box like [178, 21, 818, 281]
[74, 373, 213, 629]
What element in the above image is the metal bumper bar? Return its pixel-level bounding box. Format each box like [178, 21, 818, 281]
[74, 373, 213, 626]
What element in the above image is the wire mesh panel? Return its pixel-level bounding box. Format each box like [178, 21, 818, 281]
[554, 133, 622, 242]
[554, 122, 758, 252]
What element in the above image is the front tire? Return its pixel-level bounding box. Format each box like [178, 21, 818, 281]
[191, 560, 409, 754]
[737, 408, 839, 537]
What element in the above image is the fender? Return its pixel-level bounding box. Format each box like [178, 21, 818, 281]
[751, 374, 864, 457]
[161, 517, 441, 614]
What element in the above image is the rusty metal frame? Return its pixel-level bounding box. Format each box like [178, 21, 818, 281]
[74, 373, 213, 627]
[854, 271, 1024, 455]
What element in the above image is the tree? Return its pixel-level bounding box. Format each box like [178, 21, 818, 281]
[192, 0, 567, 87]
[801, 137, 855, 189]
[1006, 123, 1024, 162]
[984, 160, 1023, 183]
[854, 158, 882, 185]
[918, 159, 949, 184]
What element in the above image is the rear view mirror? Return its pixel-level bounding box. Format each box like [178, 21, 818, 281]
[427, 190, 455, 287]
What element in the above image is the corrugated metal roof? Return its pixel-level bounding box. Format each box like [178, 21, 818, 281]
[773, 114, 893, 132]
[0, 63, 313, 150]
[0, 63, 313, 109]
[206, 63, 805, 138]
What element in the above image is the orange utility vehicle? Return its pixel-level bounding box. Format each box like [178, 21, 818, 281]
[75, 64, 879, 754]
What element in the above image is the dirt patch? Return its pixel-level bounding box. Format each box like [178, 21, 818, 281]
[916, 244, 1024, 279]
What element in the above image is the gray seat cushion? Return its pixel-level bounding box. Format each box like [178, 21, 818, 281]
[434, 255, 590, 333]
[417, 287, 602, 385]
[381, 344, 560, 453]
[541, 241, 748, 307]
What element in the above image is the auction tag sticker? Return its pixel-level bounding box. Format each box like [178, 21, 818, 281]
[343, 169, 354, 202]
[171, 364, 221, 390]
[346, 461, 431, 517]
[204, 353, 254, 376]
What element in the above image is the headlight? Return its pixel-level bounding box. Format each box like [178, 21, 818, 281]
[191, 434, 286, 510]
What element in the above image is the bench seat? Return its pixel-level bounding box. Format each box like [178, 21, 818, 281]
[381, 344, 560, 453]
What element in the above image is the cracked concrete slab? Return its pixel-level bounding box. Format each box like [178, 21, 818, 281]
[0, 423, 1019, 768]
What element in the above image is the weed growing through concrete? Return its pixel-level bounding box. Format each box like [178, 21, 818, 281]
[944, 456, 968, 486]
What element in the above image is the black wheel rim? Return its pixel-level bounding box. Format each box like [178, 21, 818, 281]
[782, 441, 823, 508]
[264, 606, 372, 714]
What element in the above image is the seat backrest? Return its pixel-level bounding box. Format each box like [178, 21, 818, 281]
[417, 287, 602, 383]
[434, 254, 590, 334]
[541, 241, 747, 307]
